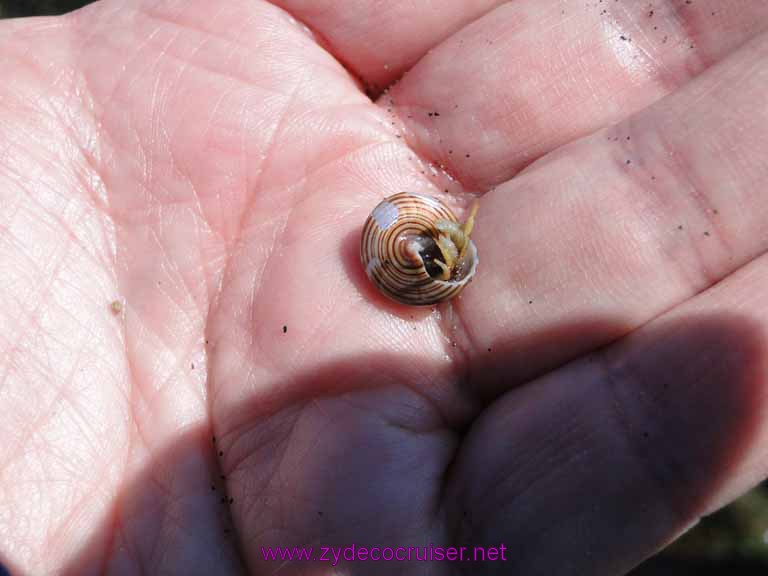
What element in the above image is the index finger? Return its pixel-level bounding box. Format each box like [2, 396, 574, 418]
[270, 0, 507, 94]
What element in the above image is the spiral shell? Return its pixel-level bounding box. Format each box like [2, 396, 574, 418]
[360, 192, 479, 306]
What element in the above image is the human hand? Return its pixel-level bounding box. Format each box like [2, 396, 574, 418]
[1, 1, 767, 574]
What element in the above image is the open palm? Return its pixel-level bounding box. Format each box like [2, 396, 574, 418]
[2, 1, 768, 574]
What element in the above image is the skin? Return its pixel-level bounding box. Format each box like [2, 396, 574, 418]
[0, 0, 767, 574]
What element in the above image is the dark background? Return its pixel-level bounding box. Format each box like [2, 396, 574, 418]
[2, 1, 768, 574]
[0, 0, 86, 17]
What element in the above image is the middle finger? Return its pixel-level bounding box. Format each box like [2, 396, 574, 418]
[387, 0, 768, 189]
[458, 31, 768, 400]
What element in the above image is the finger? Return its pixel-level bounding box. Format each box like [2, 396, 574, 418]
[388, 0, 768, 188]
[456, 30, 768, 400]
[269, 0, 506, 95]
[445, 254, 768, 575]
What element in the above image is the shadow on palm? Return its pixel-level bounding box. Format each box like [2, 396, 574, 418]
[0, 314, 759, 575]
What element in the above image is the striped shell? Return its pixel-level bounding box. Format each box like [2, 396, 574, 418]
[360, 192, 479, 306]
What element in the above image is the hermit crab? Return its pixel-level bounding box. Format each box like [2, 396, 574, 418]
[360, 192, 479, 306]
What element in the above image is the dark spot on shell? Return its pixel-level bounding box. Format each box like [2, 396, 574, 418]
[418, 237, 449, 279]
